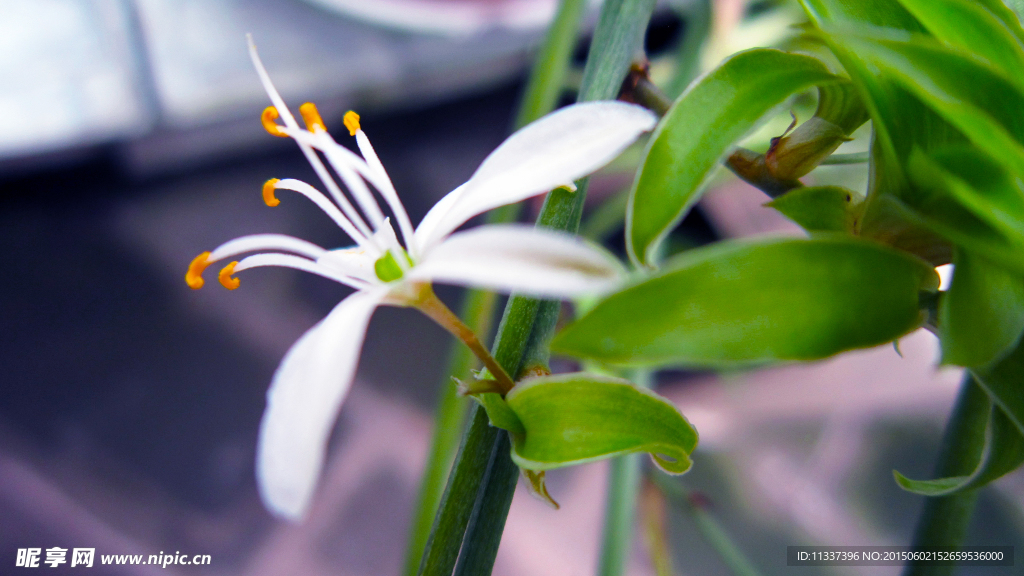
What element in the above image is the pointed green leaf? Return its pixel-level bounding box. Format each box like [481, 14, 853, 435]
[909, 148, 1024, 245]
[895, 404, 1024, 496]
[800, 0, 923, 31]
[973, 338, 1024, 436]
[897, 0, 1024, 88]
[940, 249, 1024, 367]
[765, 185, 861, 232]
[799, 1, 963, 200]
[843, 32, 1024, 178]
[553, 237, 938, 367]
[905, 150, 1024, 274]
[975, 0, 1024, 45]
[625, 49, 842, 267]
[504, 373, 697, 474]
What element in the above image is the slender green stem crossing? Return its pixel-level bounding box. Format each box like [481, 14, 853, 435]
[415, 1, 658, 574]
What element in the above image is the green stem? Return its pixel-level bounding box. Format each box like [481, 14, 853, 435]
[652, 472, 764, 576]
[417, 1, 658, 574]
[452, 431, 520, 576]
[902, 375, 987, 576]
[401, 288, 495, 576]
[416, 407, 504, 576]
[820, 151, 870, 165]
[597, 370, 652, 576]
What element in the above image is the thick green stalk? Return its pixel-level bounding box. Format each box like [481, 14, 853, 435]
[402, 288, 496, 576]
[903, 375, 988, 576]
[416, 407, 504, 576]
[403, 2, 589, 564]
[416, 1, 657, 575]
[597, 370, 653, 576]
[453, 1, 659, 573]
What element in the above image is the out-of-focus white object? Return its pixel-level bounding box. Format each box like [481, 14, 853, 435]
[0, 0, 148, 157]
[0, 0, 563, 174]
[303, 0, 560, 35]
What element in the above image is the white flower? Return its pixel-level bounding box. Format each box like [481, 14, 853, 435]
[186, 38, 657, 520]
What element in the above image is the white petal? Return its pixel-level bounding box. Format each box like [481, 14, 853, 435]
[408, 224, 626, 298]
[413, 102, 657, 252]
[256, 288, 386, 520]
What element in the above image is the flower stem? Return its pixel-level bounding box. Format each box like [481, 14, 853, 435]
[416, 1, 657, 574]
[414, 285, 516, 394]
[402, 288, 496, 576]
[416, 407, 505, 576]
[902, 374, 987, 576]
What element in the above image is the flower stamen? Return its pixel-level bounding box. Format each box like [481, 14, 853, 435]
[219, 262, 241, 290]
[263, 178, 281, 207]
[262, 107, 288, 137]
[343, 111, 360, 136]
[299, 102, 327, 133]
[186, 252, 212, 289]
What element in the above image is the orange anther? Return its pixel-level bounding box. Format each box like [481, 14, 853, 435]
[261, 107, 288, 137]
[299, 102, 326, 133]
[186, 251, 212, 289]
[343, 111, 361, 136]
[263, 178, 281, 207]
[219, 262, 241, 290]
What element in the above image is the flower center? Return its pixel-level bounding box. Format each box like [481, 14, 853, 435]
[373, 250, 412, 282]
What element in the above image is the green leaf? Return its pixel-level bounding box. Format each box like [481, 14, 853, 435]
[843, 32, 1024, 178]
[894, 403, 1024, 496]
[975, 0, 1024, 45]
[897, 0, 1024, 88]
[909, 148, 1024, 245]
[904, 150, 1024, 273]
[625, 49, 842, 267]
[553, 237, 938, 367]
[799, 1, 961, 200]
[800, 0, 924, 31]
[940, 249, 1024, 367]
[765, 186, 861, 232]
[973, 338, 1024, 436]
[503, 373, 697, 474]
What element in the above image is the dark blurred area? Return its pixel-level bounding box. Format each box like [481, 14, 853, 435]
[1, 1, 1022, 576]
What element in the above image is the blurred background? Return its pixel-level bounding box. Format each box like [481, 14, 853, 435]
[1, 1, 1021, 575]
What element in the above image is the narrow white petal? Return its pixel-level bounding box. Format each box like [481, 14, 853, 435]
[413, 181, 468, 255]
[408, 224, 626, 298]
[355, 130, 416, 255]
[209, 234, 327, 262]
[256, 288, 387, 520]
[235, 253, 373, 289]
[414, 102, 657, 251]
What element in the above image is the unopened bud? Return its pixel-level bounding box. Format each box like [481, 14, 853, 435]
[765, 117, 849, 180]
